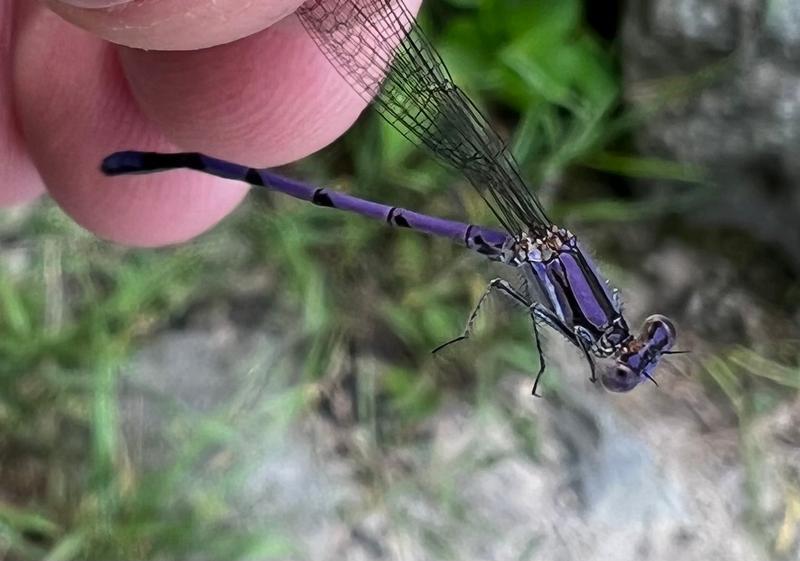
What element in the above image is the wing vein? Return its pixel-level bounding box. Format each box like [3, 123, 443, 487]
[296, 0, 552, 233]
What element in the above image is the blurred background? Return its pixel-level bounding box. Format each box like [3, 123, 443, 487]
[2, 0, 800, 559]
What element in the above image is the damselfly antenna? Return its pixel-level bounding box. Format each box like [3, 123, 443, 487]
[643, 372, 659, 387]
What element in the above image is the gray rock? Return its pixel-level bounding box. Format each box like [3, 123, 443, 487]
[622, 0, 800, 269]
[118, 308, 794, 561]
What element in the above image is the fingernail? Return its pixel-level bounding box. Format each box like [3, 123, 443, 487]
[54, 0, 133, 8]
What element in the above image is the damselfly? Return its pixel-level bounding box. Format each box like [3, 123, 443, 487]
[101, 0, 678, 395]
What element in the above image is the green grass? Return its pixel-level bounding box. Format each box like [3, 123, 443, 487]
[0, 207, 311, 559]
[702, 346, 800, 556]
[1, 0, 793, 559]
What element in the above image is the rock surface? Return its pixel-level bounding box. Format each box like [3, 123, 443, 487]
[122, 321, 790, 560]
[622, 0, 800, 269]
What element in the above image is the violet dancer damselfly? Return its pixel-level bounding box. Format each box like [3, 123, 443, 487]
[101, 0, 678, 395]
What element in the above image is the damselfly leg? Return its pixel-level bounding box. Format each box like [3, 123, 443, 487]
[574, 326, 598, 383]
[432, 278, 529, 354]
[529, 316, 546, 397]
[433, 279, 564, 396]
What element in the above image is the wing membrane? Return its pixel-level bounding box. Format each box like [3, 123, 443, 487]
[296, 0, 551, 234]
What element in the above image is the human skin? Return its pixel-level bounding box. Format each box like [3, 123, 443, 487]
[1, 0, 420, 246]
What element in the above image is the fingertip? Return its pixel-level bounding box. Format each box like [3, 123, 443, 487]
[0, 158, 46, 208]
[54, 1, 132, 8]
[14, 6, 248, 246]
[1, 0, 46, 206]
[45, 0, 304, 50]
[118, 14, 366, 167]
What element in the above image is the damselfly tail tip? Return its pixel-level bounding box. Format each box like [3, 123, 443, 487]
[101, 151, 149, 176]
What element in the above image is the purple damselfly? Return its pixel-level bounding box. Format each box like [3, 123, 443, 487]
[101, 0, 678, 395]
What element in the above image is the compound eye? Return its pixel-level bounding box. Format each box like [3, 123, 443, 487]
[643, 315, 676, 349]
[601, 364, 640, 393]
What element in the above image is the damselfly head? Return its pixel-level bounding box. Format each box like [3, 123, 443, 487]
[602, 315, 676, 393]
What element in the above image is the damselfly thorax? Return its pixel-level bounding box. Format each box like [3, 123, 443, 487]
[500, 226, 632, 359]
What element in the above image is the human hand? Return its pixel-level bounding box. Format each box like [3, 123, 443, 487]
[1, 0, 378, 246]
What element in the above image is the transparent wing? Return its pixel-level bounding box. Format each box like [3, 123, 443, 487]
[296, 0, 551, 234]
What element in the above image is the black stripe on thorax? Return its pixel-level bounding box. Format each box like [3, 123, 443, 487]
[547, 249, 612, 339]
[571, 248, 619, 321]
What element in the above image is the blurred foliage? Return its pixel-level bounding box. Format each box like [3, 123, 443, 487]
[703, 346, 800, 556]
[1, 0, 795, 560]
[0, 212, 302, 559]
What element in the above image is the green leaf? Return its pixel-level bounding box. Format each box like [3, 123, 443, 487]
[582, 152, 709, 183]
[704, 356, 744, 413]
[0, 272, 33, 336]
[729, 348, 800, 389]
[0, 503, 59, 539]
[44, 533, 86, 561]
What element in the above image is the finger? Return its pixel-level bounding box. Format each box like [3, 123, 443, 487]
[115, 0, 422, 166]
[0, 0, 45, 206]
[45, 0, 305, 50]
[117, 14, 366, 166]
[13, 5, 248, 246]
